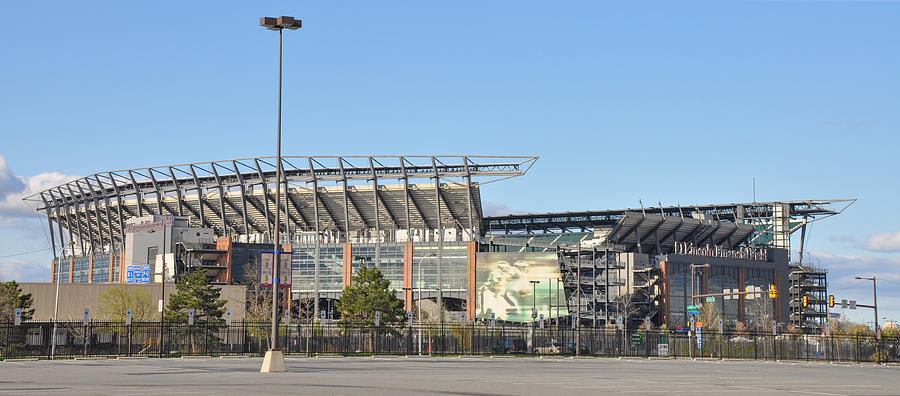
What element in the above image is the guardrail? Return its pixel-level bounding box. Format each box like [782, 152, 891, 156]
[1, 321, 895, 363]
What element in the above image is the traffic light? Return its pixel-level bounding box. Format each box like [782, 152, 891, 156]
[768, 284, 777, 298]
[802, 295, 808, 307]
[828, 295, 835, 308]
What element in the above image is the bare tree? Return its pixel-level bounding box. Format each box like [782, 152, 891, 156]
[699, 301, 724, 333]
[745, 297, 773, 333]
[237, 260, 273, 348]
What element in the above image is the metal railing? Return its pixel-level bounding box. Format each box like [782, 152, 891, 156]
[1, 321, 896, 363]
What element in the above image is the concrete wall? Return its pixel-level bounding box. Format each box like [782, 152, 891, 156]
[19, 283, 246, 322]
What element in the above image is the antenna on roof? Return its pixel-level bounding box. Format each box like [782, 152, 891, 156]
[753, 177, 756, 203]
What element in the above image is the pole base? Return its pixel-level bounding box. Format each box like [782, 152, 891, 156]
[260, 350, 287, 373]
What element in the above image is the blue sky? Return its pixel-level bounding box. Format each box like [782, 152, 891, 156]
[1, 1, 898, 324]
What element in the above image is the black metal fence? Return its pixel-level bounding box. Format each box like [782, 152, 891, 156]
[2, 321, 896, 363]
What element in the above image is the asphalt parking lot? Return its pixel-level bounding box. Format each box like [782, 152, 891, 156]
[1, 356, 898, 395]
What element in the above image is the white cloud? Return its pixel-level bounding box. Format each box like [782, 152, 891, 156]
[864, 230, 900, 253]
[0, 155, 79, 219]
[0, 257, 50, 282]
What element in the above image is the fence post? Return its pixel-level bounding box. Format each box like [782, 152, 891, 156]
[128, 322, 132, 356]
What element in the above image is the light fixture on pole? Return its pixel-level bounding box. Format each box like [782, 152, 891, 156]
[688, 263, 709, 360]
[417, 252, 436, 355]
[259, 15, 301, 374]
[50, 241, 74, 360]
[854, 276, 879, 353]
[147, 222, 170, 358]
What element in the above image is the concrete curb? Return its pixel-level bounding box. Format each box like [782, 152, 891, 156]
[371, 355, 407, 359]
[116, 356, 149, 360]
[314, 355, 344, 358]
[73, 357, 109, 360]
[181, 355, 213, 359]
[3, 358, 40, 362]
[457, 355, 484, 359]
[220, 355, 251, 358]
[490, 355, 516, 359]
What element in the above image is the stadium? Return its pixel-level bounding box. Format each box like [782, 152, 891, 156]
[23, 155, 854, 332]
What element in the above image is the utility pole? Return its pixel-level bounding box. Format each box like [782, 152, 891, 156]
[576, 243, 581, 356]
[689, 263, 709, 359]
[854, 276, 879, 356]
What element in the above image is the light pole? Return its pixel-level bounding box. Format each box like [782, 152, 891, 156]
[417, 252, 436, 355]
[147, 221, 170, 357]
[530, 280, 539, 352]
[854, 276, 879, 354]
[689, 263, 709, 360]
[50, 241, 74, 360]
[260, 15, 302, 373]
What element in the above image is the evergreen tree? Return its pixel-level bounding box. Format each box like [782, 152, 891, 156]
[336, 266, 406, 327]
[164, 269, 227, 324]
[163, 270, 228, 353]
[0, 281, 34, 322]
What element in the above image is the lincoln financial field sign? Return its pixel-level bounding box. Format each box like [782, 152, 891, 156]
[475, 252, 568, 322]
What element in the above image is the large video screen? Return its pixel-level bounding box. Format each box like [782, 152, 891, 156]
[475, 252, 568, 322]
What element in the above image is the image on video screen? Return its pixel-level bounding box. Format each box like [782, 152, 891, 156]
[475, 252, 568, 322]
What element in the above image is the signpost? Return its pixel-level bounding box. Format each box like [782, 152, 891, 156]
[126, 308, 132, 325]
[126, 266, 136, 284]
[14, 308, 22, 326]
[631, 334, 643, 347]
[226, 310, 232, 326]
[188, 309, 195, 325]
[657, 343, 669, 357]
[375, 311, 380, 327]
[686, 305, 701, 315]
[83, 308, 89, 325]
[657, 333, 669, 357]
[696, 322, 703, 349]
[705, 296, 716, 303]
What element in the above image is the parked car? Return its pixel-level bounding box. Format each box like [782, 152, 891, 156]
[562, 342, 590, 355]
[534, 342, 563, 354]
[492, 338, 527, 354]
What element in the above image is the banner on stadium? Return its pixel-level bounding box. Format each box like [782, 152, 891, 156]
[475, 252, 568, 322]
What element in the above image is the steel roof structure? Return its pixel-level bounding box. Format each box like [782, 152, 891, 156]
[483, 200, 855, 235]
[24, 156, 537, 253]
[483, 200, 855, 258]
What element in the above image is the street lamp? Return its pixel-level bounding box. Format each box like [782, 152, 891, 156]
[688, 264, 709, 360]
[529, 280, 539, 353]
[147, 224, 170, 358]
[854, 276, 878, 340]
[416, 252, 436, 355]
[50, 241, 75, 360]
[259, 15, 301, 374]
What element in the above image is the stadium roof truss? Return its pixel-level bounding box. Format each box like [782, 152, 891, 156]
[24, 156, 538, 252]
[483, 199, 856, 255]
